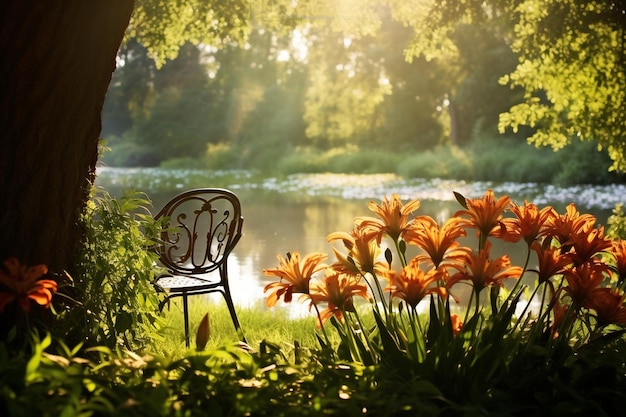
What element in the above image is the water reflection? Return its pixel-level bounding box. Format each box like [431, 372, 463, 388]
[95, 169, 620, 318]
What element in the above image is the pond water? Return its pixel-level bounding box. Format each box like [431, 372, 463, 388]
[95, 168, 625, 317]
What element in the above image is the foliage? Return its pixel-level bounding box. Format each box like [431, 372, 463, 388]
[264, 191, 626, 413]
[607, 204, 626, 240]
[100, 137, 162, 167]
[303, 26, 393, 148]
[396, 137, 625, 185]
[61, 189, 165, 350]
[103, 4, 499, 168]
[103, 0, 624, 177]
[499, 0, 626, 172]
[397, 145, 474, 180]
[0, 333, 391, 417]
[127, 0, 250, 67]
[275, 146, 402, 175]
[396, 0, 626, 172]
[2, 189, 626, 415]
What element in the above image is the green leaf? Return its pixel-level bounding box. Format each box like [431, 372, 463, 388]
[373, 309, 410, 374]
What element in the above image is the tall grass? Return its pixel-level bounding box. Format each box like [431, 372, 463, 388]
[151, 297, 332, 358]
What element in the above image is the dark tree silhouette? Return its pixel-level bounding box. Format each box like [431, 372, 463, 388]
[0, 0, 134, 271]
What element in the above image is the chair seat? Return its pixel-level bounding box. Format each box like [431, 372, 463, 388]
[155, 274, 221, 293]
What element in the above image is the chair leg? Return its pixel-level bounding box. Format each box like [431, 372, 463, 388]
[182, 292, 190, 348]
[223, 288, 246, 343]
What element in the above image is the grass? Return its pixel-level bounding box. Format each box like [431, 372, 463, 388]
[150, 297, 334, 358]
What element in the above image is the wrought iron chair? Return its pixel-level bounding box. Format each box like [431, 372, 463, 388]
[153, 188, 246, 346]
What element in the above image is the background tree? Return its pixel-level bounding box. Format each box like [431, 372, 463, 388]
[499, 0, 626, 171]
[101, 39, 156, 140]
[393, 0, 626, 171]
[303, 26, 392, 148]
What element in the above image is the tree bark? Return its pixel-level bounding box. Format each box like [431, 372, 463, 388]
[0, 1, 134, 271]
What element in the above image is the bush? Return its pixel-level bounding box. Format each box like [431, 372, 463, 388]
[58, 189, 165, 350]
[607, 204, 626, 239]
[159, 157, 209, 170]
[276, 147, 333, 174]
[551, 139, 621, 186]
[203, 142, 245, 170]
[0, 334, 431, 417]
[324, 149, 401, 174]
[397, 145, 473, 179]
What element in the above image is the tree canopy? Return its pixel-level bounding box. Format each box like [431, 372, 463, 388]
[108, 0, 626, 171]
[394, 0, 626, 171]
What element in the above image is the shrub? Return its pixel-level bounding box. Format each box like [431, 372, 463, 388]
[397, 145, 473, 179]
[204, 142, 243, 170]
[551, 139, 620, 185]
[607, 204, 626, 239]
[58, 189, 165, 350]
[276, 147, 331, 174]
[326, 149, 402, 174]
[159, 157, 209, 170]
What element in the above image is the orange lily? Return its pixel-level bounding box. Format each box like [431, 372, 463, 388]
[531, 242, 571, 284]
[585, 287, 626, 327]
[563, 263, 606, 308]
[609, 239, 626, 284]
[500, 201, 556, 245]
[355, 194, 424, 244]
[565, 226, 613, 267]
[450, 314, 463, 335]
[447, 241, 523, 294]
[0, 257, 57, 313]
[263, 252, 328, 307]
[309, 269, 369, 327]
[327, 227, 386, 277]
[384, 258, 448, 309]
[549, 295, 571, 338]
[454, 190, 511, 241]
[545, 203, 597, 248]
[405, 216, 468, 269]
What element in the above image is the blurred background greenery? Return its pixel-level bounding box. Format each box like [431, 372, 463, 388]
[100, 0, 626, 186]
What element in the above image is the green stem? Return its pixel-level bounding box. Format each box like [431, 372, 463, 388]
[478, 233, 487, 251]
[369, 271, 389, 319]
[343, 311, 363, 363]
[474, 288, 481, 317]
[547, 302, 578, 360]
[463, 286, 476, 324]
[312, 303, 332, 348]
[411, 307, 426, 361]
[505, 243, 532, 305]
[352, 308, 375, 364]
[394, 239, 407, 268]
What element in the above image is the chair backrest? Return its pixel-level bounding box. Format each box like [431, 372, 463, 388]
[155, 188, 243, 275]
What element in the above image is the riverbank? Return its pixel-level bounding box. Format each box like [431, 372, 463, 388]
[95, 167, 626, 212]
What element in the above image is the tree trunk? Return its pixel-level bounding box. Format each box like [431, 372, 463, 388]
[0, 1, 134, 271]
